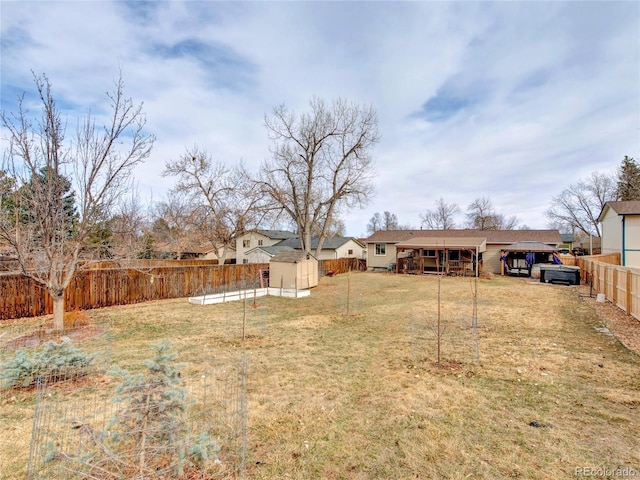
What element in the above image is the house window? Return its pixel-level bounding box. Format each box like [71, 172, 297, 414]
[258, 239, 263, 246]
[348, 249, 353, 255]
[242, 258, 248, 264]
[449, 250, 460, 261]
[243, 239, 250, 248]
[423, 250, 436, 257]
[375, 243, 386, 255]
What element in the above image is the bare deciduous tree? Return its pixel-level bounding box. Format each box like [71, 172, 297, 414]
[0, 73, 154, 330]
[108, 187, 151, 259]
[420, 197, 460, 229]
[381, 211, 398, 230]
[312, 216, 346, 237]
[259, 97, 379, 257]
[367, 211, 406, 234]
[465, 197, 518, 230]
[163, 146, 264, 263]
[367, 212, 382, 234]
[546, 171, 616, 236]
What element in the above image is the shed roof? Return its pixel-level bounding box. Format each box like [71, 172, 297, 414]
[365, 229, 561, 245]
[396, 237, 487, 252]
[270, 251, 316, 263]
[502, 241, 558, 252]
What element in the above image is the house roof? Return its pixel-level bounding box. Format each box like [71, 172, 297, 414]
[270, 251, 316, 263]
[154, 241, 217, 255]
[396, 237, 487, 252]
[560, 233, 576, 243]
[364, 229, 561, 245]
[597, 201, 640, 221]
[256, 230, 298, 240]
[245, 245, 295, 257]
[502, 241, 558, 252]
[276, 236, 364, 250]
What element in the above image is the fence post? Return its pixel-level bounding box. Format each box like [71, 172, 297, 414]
[627, 269, 633, 316]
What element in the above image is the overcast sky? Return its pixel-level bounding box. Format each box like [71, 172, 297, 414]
[1, 1, 638, 237]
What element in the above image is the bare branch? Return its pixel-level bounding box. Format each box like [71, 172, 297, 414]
[260, 97, 379, 255]
[0, 72, 154, 329]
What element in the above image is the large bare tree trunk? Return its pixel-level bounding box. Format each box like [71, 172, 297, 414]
[52, 294, 65, 331]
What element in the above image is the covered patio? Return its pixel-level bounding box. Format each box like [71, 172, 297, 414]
[393, 237, 487, 277]
[500, 240, 560, 277]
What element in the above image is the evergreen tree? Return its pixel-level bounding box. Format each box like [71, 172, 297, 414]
[0, 170, 16, 225]
[616, 156, 640, 201]
[16, 166, 79, 242]
[137, 232, 155, 259]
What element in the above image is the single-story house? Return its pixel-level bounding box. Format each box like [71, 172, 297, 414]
[598, 200, 640, 267]
[155, 241, 223, 261]
[558, 233, 577, 253]
[364, 229, 562, 276]
[394, 236, 487, 276]
[234, 230, 298, 264]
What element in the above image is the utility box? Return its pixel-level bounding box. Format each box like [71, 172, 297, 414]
[539, 265, 581, 285]
[269, 251, 318, 290]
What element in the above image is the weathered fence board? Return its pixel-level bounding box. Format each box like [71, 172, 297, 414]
[578, 253, 640, 321]
[0, 258, 364, 320]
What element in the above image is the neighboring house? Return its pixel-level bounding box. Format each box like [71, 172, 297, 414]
[200, 244, 235, 263]
[597, 200, 640, 267]
[575, 234, 601, 255]
[234, 230, 298, 264]
[364, 229, 562, 275]
[558, 233, 577, 253]
[154, 242, 213, 260]
[274, 236, 366, 261]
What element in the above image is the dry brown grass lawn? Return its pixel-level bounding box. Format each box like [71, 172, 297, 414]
[1, 272, 639, 479]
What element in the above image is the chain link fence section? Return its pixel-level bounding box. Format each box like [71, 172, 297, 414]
[409, 278, 481, 367]
[26, 351, 248, 480]
[0, 316, 112, 398]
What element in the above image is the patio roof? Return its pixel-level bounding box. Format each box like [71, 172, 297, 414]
[502, 241, 557, 252]
[395, 236, 487, 252]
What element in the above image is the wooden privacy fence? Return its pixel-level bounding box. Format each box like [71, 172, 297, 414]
[577, 253, 640, 321]
[0, 258, 364, 321]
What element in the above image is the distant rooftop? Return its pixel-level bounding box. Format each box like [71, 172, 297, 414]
[257, 230, 298, 240]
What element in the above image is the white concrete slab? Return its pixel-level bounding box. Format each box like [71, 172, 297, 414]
[189, 287, 310, 305]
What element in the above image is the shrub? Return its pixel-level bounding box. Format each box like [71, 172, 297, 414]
[0, 341, 96, 388]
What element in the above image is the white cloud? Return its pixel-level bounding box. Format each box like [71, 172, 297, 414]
[2, 1, 638, 236]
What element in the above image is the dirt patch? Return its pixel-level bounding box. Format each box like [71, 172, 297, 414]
[3, 324, 106, 350]
[578, 284, 640, 356]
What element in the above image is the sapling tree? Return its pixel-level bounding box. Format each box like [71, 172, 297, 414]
[42, 341, 220, 478]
